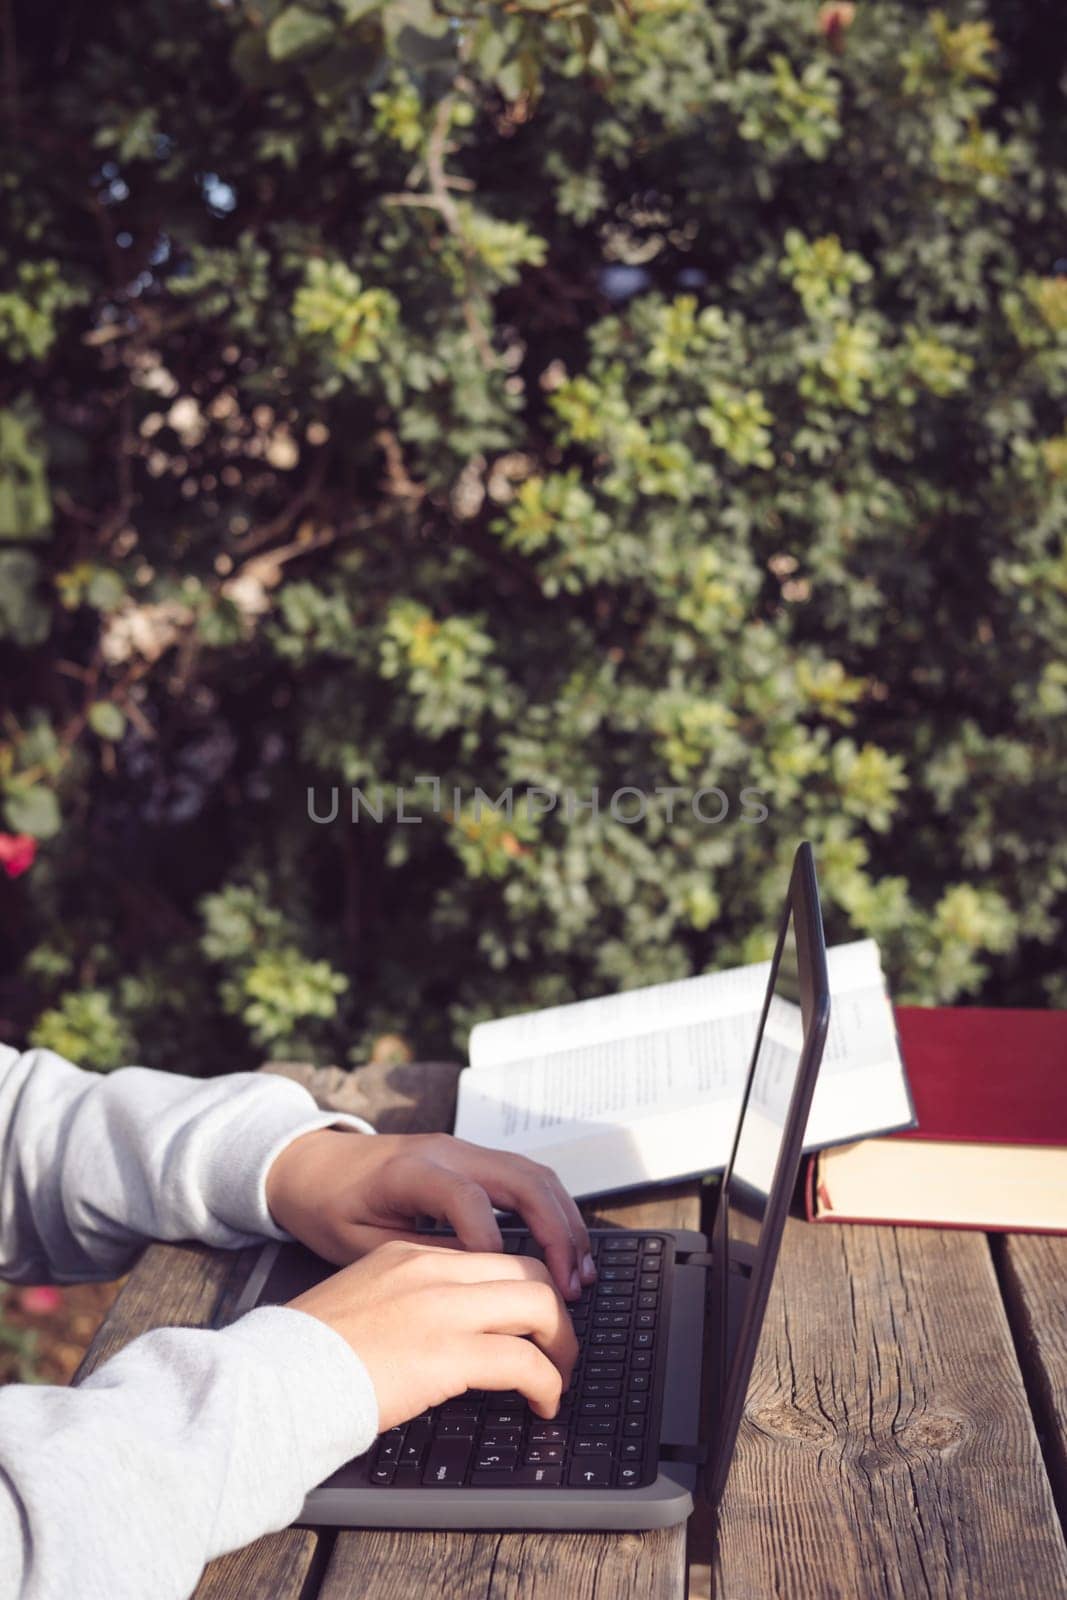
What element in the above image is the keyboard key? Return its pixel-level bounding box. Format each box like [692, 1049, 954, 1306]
[591, 1330, 626, 1345]
[582, 1419, 616, 1435]
[422, 1438, 473, 1486]
[628, 1372, 650, 1391]
[486, 1410, 524, 1427]
[639, 1274, 661, 1291]
[376, 1438, 403, 1464]
[594, 1313, 630, 1329]
[624, 1417, 647, 1436]
[370, 1464, 396, 1485]
[587, 1364, 624, 1380]
[601, 1236, 639, 1251]
[617, 1465, 643, 1487]
[627, 1395, 649, 1413]
[570, 1459, 611, 1487]
[638, 1294, 658, 1310]
[621, 1440, 643, 1459]
[474, 1446, 517, 1471]
[573, 1438, 613, 1454]
[636, 1312, 656, 1329]
[525, 1446, 562, 1463]
[631, 1350, 652, 1370]
[600, 1268, 636, 1283]
[633, 1331, 655, 1349]
[441, 1401, 482, 1417]
[480, 1428, 522, 1448]
[580, 1399, 619, 1416]
[437, 1419, 477, 1437]
[584, 1382, 622, 1398]
[528, 1425, 567, 1444]
[516, 1463, 563, 1486]
[393, 1464, 421, 1488]
[642, 1238, 664, 1254]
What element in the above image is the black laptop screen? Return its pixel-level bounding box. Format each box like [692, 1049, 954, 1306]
[704, 845, 828, 1502]
[721, 905, 803, 1339]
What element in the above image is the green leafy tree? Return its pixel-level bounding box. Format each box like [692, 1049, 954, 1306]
[1, 0, 1065, 1072]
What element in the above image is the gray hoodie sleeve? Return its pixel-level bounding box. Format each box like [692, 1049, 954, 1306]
[0, 1044, 375, 1283]
[0, 1045, 382, 1599]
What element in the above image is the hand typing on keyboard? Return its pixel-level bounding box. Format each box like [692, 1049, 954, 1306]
[266, 1129, 595, 1301]
[288, 1238, 579, 1432]
[364, 1232, 667, 1490]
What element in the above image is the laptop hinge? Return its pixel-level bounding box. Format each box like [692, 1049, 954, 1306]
[660, 1443, 709, 1466]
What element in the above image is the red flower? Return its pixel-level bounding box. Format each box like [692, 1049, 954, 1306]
[0, 833, 37, 879]
[16, 1285, 63, 1315]
[818, 2, 856, 50]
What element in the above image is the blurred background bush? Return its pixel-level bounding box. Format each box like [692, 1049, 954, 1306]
[1, 0, 1065, 1075]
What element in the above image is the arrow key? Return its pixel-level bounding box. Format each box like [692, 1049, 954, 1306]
[569, 1459, 611, 1487]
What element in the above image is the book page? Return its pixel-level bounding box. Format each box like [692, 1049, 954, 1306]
[454, 940, 912, 1193]
[468, 959, 774, 1070]
[458, 1012, 756, 1148]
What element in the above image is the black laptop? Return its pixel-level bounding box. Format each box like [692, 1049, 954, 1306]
[232, 841, 830, 1529]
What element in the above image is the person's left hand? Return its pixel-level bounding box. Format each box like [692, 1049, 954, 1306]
[265, 1129, 596, 1302]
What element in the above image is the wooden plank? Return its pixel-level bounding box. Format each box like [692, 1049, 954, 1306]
[711, 1219, 1067, 1599]
[193, 1530, 323, 1600]
[319, 1181, 700, 1600]
[998, 1232, 1067, 1526]
[73, 1240, 239, 1378]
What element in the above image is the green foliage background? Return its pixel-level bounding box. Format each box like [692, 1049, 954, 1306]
[1, 0, 1065, 1072]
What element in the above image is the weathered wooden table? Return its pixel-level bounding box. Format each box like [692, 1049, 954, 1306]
[77, 1061, 1067, 1598]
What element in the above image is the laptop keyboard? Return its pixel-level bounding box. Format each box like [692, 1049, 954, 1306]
[367, 1231, 668, 1490]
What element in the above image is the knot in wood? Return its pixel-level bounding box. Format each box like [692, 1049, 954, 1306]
[748, 1400, 835, 1446]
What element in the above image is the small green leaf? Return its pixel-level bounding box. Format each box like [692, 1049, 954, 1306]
[3, 785, 61, 840]
[86, 568, 127, 612]
[267, 6, 335, 62]
[88, 702, 127, 741]
[0, 550, 49, 645]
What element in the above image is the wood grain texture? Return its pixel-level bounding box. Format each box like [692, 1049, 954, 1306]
[997, 1232, 1067, 1526]
[320, 1525, 686, 1600]
[193, 1530, 324, 1600]
[319, 1181, 703, 1600]
[712, 1219, 1067, 1599]
[73, 1241, 238, 1379]
[262, 1059, 463, 1136]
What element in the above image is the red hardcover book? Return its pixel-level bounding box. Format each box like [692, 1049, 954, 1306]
[805, 1006, 1067, 1233]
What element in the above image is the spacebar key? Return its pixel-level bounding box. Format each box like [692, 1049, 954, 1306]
[422, 1437, 474, 1485]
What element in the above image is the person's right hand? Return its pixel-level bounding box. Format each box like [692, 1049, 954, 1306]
[287, 1238, 578, 1433]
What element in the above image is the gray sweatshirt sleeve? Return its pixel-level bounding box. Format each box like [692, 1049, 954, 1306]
[0, 1044, 374, 1283]
[0, 1045, 382, 1599]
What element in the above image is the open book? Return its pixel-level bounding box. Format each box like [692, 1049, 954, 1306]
[453, 940, 915, 1199]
